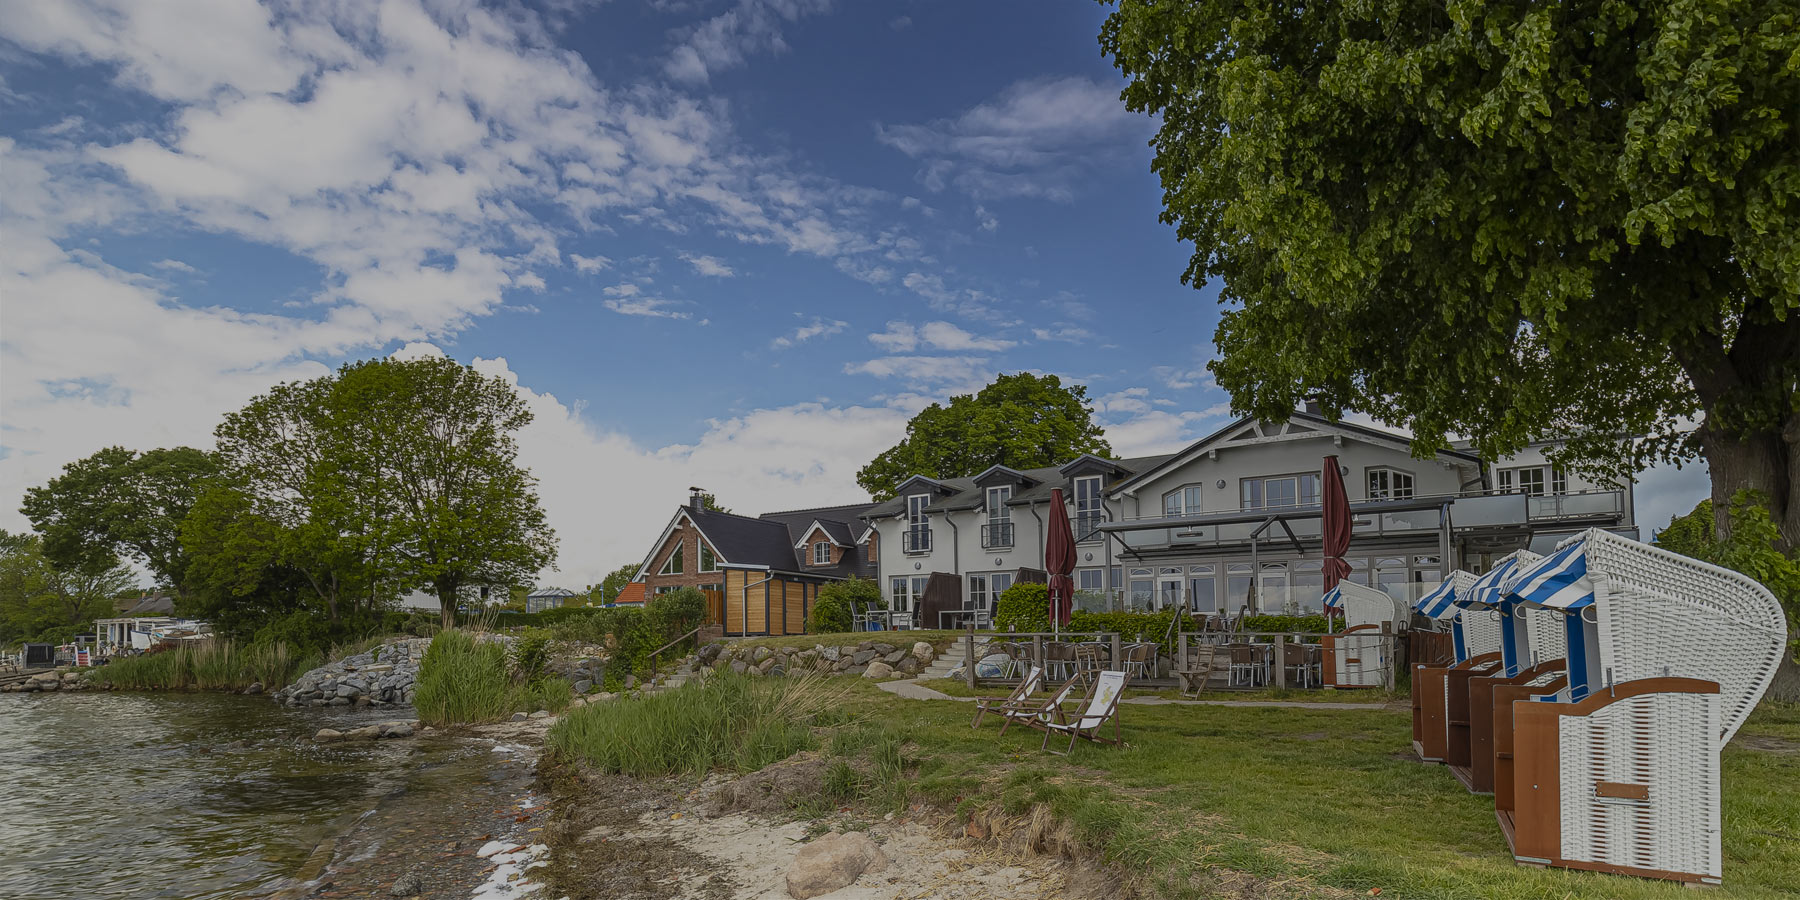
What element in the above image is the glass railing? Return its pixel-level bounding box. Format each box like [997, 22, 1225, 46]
[1104, 489, 1626, 543]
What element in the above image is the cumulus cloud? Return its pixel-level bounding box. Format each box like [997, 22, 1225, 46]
[867, 321, 1014, 352]
[770, 316, 846, 349]
[570, 253, 613, 274]
[876, 75, 1148, 202]
[151, 258, 197, 273]
[844, 355, 991, 392]
[680, 252, 735, 277]
[1033, 325, 1093, 343]
[664, 0, 833, 84]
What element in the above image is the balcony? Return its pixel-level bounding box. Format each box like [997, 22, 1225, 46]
[903, 528, 931, 554]
[1075, 513, 1106, 542]
[981, 521, 1014, 549]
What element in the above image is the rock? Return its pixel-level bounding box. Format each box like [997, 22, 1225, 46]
[62, 671, 81, 682]
[896, 657, 922, 676]
[851, 649, 878, 665]
[912, 641, 934, 662]
[882, 650, 907, 665]
[511, 712, 528, 722]
[755, 657, 776, 675]
[328, 697, 350, 706]
[873, 643, 896, 655]
[379, 721, 414, 738]
[624, 674, 637, 690]
[768, 666, 786, 678]
[730, 660, 749, 674]
[345, 724, 383, 741]
[389, 873, 424, 896]
[336, 684, 359, 699]
[572, 679, 592, 694]
[862, 661, 894, 680]
[529, 710, 550, 719]
[820, 647, 840, 662]
[785, 831, 889, 899]
[857, 640, 875, 652]
[40, 681, 59, 692]
[752, 647, 773, 664]
[314, 728, 344, 743]
[245, 682, 264, 695]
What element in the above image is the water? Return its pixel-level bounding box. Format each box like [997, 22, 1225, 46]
[0, 691, 505, 900]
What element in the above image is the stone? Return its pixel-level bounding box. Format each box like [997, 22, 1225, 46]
[785, 831, 888, 899]
[873, 643, 895, 655]
[389, 873, 424, 897]
[882, 650, 907, 665]
[862, 661, 894, 680]
[245, 682, 264, 695]
[353, 696, 373, 707]
[379, 721, 414, 738]
[730, 660, 749, 674]
[624, 675, 637, 690]
[336, 684, 359, 699]
[529, 710, 550, 719]
[755, 657, 776, 675]
[896, 657, 922, 675]
[819, 647, 840, 662]
[912, 641, 934, 662]
[768, 666, 786, 678]
[851, 650, 878, 665]
[314, 728, 344, 743]
[857, 641, 875, 652]
[345, 724, 383, 741]
[753, 647, 773, 664]
[572, 679, 592, 695]
[511, 712, 528, 722]
[328, 697, 350, 706]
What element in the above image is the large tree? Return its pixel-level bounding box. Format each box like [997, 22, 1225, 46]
[0, 530, 138, 646]
[20, 446, 217, 597]
[857, 373, 1112, 500]
[593, 563, 640, 604]
[1101, 0, 1800, 549]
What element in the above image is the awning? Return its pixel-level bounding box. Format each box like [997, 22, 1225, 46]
[1505, 540, 1595, 610]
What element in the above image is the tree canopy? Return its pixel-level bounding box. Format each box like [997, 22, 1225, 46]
[592, 563, 640, 604]
[1101, 0, 1799, 549]
[20, 446, 216, 597]
[0, 530, 137, 647]
[857, 373, 1112, 500]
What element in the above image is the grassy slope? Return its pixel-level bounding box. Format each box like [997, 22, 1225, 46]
[718, 630, 967, 654]
[865, 685, 1799, 899]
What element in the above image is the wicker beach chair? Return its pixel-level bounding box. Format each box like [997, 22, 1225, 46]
[1501, 529, 1788, 885]
[1325, 580, 1403, 689]
[1410, 569, 1480, 761]
[971, 665, 1044, 729]
[1433, 552, 1544, 787]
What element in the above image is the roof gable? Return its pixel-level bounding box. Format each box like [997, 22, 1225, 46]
[972, 464, 1039, 489]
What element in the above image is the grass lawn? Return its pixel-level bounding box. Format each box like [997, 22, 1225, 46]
[849, 683, 1800, 899]
[914, 677, 1409, 705]
[717, 630, 966, 654]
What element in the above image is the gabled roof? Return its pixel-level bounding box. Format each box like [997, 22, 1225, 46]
[760, 503, 879, 579]
[972, 464, 1039, 489]
[527, 586, 578, 599]
[893, 474, 958, 497]
[790, 519, 855, 548]
[1059, 453, 1125, 477]
[614, 582, 645, 605]
[1108, 411, 1484, 496]
[860, 453, 1178, 519]
[633, 501, 880, 583]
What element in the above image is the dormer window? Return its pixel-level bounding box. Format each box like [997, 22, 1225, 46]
[983, 486, 1013, 549]
[905, 494, 931, 553]
[812, 541, 831, 565]
[1073, 475, 1104, 540]
[659, 543, 684, 575]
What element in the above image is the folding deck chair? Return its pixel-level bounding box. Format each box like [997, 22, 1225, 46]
[996, 676, 1082, 737]
[1040, 669, 1129, 755]
[970, 665, 1043, 729]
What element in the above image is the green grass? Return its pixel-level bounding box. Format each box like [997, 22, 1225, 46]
[545, 672, 854, 777]
[413, 630, 517, 726]
[93, 641, 318, 691]
[774, 684, 1800, 899]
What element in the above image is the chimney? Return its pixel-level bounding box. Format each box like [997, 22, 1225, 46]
[689, 486, 705, 514]
[1302, 398, 1322, 416]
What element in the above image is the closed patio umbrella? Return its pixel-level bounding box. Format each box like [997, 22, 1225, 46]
[1320, 455, 1353, 632]
[1045, 487, 1076, 639]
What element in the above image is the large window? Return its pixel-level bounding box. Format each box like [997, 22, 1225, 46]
[1240, 473, 1322, 510]
[1366, 467, 1415, 501]
[1293, 560, 1324, 614]
[1188, 565, 1217, 613]
[1226, 563, 1253, 613]
[811, 541, 831, 565]
[905, 494, 931, 553]
[1162, 485, 1205, 517]
[1499, 465, 1566, 496]
[1076, 568, 1107, 612]
[699, 543, 718, 572]
[889, 575, 929, 612]
[1127, 567, 1153, 611]
[968, 572, 1014, 613]
[1074, 475, 1105, 540]
[659, 543, 684, 575]
[983, 486, 1014, 548]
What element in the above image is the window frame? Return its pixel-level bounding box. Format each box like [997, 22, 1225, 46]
[1365, 466, 1416, 501]
[1162, 484, 1206, 517]
[1073, 475, 1105, 540]
[659, 542, 684, 575]
[1498, 465, 1563, 496]
[905, 494, 931, 553]
[811, 541, 831, 565]
[698, 542, 718, 572]
[1239, 472, 1323, 510]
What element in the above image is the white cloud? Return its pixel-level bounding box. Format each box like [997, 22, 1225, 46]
[770, 316, 846, 349]
[680, 252, 735, 277]
[570, 253, 613, 274]
[974, 204, 997, 232]
[844, 355, 991, 390]
[867, 320, 1014, 352]
[664, 0, 833, 85]
[1152, 363, 1215, 391]
[151, 258, 197, 273]
[876, 76, 1148, 202]
[1033, 325, 1094, 343]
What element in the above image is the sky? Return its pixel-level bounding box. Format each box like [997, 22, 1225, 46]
[0, 0, 1709, 589]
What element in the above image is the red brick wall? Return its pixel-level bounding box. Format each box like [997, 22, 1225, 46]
[640, 524, 726, 594]
[800, 527, 846, 569]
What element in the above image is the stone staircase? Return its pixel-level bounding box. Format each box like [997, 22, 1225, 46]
[917, 635, 995, 680]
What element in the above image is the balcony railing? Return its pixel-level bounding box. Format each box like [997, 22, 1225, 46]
[903, 528, 931, 554]
[1075, 512, 1106, 542]
[981, 521, 1014, 549]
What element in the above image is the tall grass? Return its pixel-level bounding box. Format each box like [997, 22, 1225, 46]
[546, 672, 851, 777]
[413, 630, 514, 726]
[95, 641, 316, 691]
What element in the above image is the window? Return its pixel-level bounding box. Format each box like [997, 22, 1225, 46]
[1259, 562, 1289, 614]
[1162, 485, 1206, 517]
[1077, 568, 1105, 592]
[699, 543, 718, 572]
[1498, 465, 1566, 496]
[1226, 563, 1253, 613]
[968, 574, 988, 611]
[1240, 473, 1321, 510]
[970, 572, 1014, 613]
[697, 583, 722, 594]
[1074, 475, 1105, 540]
[1127, 568, 1154, 611]
[864, 539, 878, 563]
[1294, 560, 1324, 614]
[1188, 565, 1217, 614]
[890, 575, 929, 612]
[655, 585, 679, 594]
[811, 541, 831, 565]
[983, 486, 1014, 548]
[659, 542, 684, 575]
[1366, 467, 1415, 500]
[905, 495, 931, 552]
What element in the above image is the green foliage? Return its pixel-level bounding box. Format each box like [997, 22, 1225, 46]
[994, 581, 1050, 632]
[546, 673, 840, 777]
[809, 577, 883, 634]
[646, 587, 708, 640]
[857, 373, 1112, 500]
[1240, 614, 1331, 635]
[594, 563, 639, 604]
[1657, 492, 1800, 661]
[1100, 0, 1800, 537]
[0, 530, 138, 647]
[413, 630, 514, 727]
[603, 606, 658, 691]
[518, 675, 573, 715]
[20, 446, 216, 596]
[94, 640, 315, 691]
[513, 627, 553, 682]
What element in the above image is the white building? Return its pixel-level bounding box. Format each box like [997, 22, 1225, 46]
[861, 411, 1635, 625]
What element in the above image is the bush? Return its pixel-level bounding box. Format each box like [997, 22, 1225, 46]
[603, 606, 659, 691]
[647, 587, 709, 640]
[546, 672, 847, 776]
[995, 582, 1050, 632]
[514, 627, 553, 682]
[1656, 492, 1799, 663]
[1239, 614, 1331, 635]
[413, 630, 514, 726]
[810, 577, 882, 633]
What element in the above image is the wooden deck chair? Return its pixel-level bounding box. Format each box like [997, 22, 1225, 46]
[997, 676, 1082, 737]
[971, 665, 1044, 728]
[1041, 669, 1129, 755]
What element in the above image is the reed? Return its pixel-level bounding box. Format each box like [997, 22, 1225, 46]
[94, 640, 313, 691]
[412, 629, 514, 726]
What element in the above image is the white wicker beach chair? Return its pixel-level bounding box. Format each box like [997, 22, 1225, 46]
[1502, 528, 1788, 885]
[1411, 570, 1479, 761]
[1326, 580, 1402, 688]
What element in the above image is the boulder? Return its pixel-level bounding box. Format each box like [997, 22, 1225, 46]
[861, 661, 894, 680]
[753, 647, 773, 664]
[314, 728, 344, 743]
[572, 680, 592, 695]
[873, 643, 896, 655]
[345, 724, 383, 741]
[379, 721, 415, 738]
[911, 641, 934, 662]
[389, 873, 424, 896]
[851, 650, 878, 666]
[819, 647, 840, 662]
[730, 661, 749, 674]
[882, 650, 907, 665]
[245, 682, 264, 695]
[896, 657, 922, 676]
[785, 831, 889, 899]
[528, 710, 550, 719]
[511, 712, 528, 722]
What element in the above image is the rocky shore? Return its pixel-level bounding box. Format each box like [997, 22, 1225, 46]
[273, 638, 430, 708]
[698, 639, 935, 680]
[1, 669, 91, 693]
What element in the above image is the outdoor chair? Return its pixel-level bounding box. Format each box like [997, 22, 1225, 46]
[1040, 669, 1130, 755]
[1500, 529, 1787, 885]
[1281, 641, 1313, 688]
[1121, 642, 1155, 680]
[1225, 643, 1264, 687]
[997, 676, 1082, 737]
[1044, 641, 1077, 681]
[1409, 569, 1481, 761]
[1325, 580, 1404, 689]
[971, 665, 1044, 729]
[1439, 552, 1542, 784]
[1073, 642, 1110, 684]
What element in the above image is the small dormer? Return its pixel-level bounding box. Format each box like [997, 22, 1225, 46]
[1058, 454, 1121, 541]
[893, 474, 956, 500]
[972, 464, 1039, 490]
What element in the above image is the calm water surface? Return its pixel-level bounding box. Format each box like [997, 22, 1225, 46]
[0, 691, 489, 900]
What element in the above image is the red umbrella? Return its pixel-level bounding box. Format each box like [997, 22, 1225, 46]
[1045, 487, 1077, 632]
[1320, 455, 1353, 623]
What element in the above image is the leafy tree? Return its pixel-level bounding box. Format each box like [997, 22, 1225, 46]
[698, 493, 730, 514]
[1656, 493, 1799, 658]
[808, 576, 882, 634]
[1101, 0, 1800, 550]
[594, 563, 639, 604]
[0, 530, 138, 646]
[20, 446, 217, 597]
[857, 373, 1112, 500]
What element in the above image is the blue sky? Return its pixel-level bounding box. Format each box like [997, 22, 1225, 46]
[0, 0, 1704, 585]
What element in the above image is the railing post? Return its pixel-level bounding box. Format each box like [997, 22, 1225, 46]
[965, 624, 977, 690]
[1110, 633, 1122, 674]
[1382, 622, 1396, 691]
[1275, 634, 1288, 689]
[1032, 635, 1043, 674]
[1178, 631, 1189, 683]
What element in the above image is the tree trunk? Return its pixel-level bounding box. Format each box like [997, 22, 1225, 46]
[1696, 417, 1796, 553]
[1675, 322, 1798, 554]
[435, 577, 460, 631]
[1766, 654, 1800, 704]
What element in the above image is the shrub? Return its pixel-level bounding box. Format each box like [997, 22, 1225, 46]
[413, 630, 513, 726]
[513, 627, 553, 681]
[809, 577, 882, 633]
[603, 606, 659, 691]
[1239, 614, 1331, 635]
[995, 582, 1050, 632]
[647, 587, 709, 640]
[546, 672, 847, 776]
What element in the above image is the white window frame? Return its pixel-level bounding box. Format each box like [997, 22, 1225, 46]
[1498, 465, 1565, 496]
[906, 494, 931, 553]
[1074, 475, 1104, 540]
[659, 542, 684, 575]
[1162, 484, 1205, 517]
[1366, 467, 1415, 501]
[1241, 473, 1321, 510]
[984, 486, 1014, 548]
[811, 541, 831, 565]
